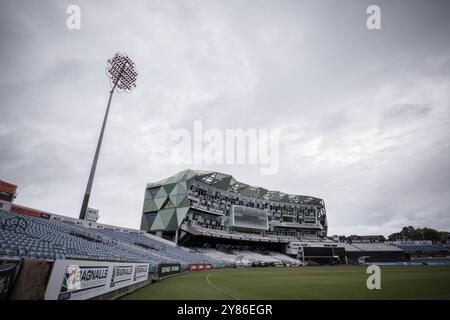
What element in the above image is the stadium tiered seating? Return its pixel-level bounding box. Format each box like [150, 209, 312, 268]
[236, 250, 280, 263]
[396, 244, 449, 254]
[0, 210, 170, 269]
[188, 222, 303, 243]
[337, 243, 362, 251]
[351, 243, 403, 252]
[95, 228, 226, 267]
[194, 247, 301, 266]
[197, 248, 239, 264]
[410, 257, 450, 265]
[0, 209, 227, 269]
[268, 251, 300, 264]
[339, 241, 409, 264]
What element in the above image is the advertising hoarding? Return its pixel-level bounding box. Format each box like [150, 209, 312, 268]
[44, 260, 149, 300]
[157, 263, 181, 277]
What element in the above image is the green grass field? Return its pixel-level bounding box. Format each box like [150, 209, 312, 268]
[121, 265, 450, 300]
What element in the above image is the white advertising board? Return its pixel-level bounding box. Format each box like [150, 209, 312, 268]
[44, 259, 149, 300]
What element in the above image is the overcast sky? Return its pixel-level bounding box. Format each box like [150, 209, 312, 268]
[1, 0, 449, 236]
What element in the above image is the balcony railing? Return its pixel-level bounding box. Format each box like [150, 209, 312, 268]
[190, 202, 224, 216]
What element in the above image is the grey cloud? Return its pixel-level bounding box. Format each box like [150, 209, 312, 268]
[384, 104, 432, 121]
[0, 0, 449, 234]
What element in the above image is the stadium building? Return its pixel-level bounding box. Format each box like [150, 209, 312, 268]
[140, 170, 344, 264]
[141, 169, 328, 241]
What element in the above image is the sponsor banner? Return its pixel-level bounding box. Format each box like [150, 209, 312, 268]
[187, 264, 212, 271]
[134, 264, 149, 282]
[109, 265, 132, 288]
[44, 260, 149, 300]
[157, 263, 181, 277]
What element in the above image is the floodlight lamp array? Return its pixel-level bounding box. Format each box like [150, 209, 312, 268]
[106, 53, 138, 93]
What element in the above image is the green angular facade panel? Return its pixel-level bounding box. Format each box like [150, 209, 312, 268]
[143, 199, 159, 212]
[140, 214, 149, 230]
[144, 190, 153, 200]
[145, 187, 160, 200]
[177, 196, 190, 208]
[154, 186, 167, 199]
[169, 194, 187, 207]
[154, 197, 167, 210]
[162, 182, 176, 194]
[175, 207, 189, 225]
[162, 198, 175, 209]
[169, 183, 186, 196]
[150, 213, 165, 231]
[177, 181, 187, 192]
[160, 208, 176, 227]
[166, 213, 179, 230]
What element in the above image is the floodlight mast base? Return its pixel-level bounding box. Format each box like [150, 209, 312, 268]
[79, 80, 118, 220]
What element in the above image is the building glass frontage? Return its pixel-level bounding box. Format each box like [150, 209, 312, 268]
[141, 169, 327, 241]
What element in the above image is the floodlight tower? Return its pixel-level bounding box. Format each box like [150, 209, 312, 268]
[79, 53, 138, 220]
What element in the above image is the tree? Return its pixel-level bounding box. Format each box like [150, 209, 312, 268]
[389, 226, 442, 241]
[411, 228, 440, 241]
